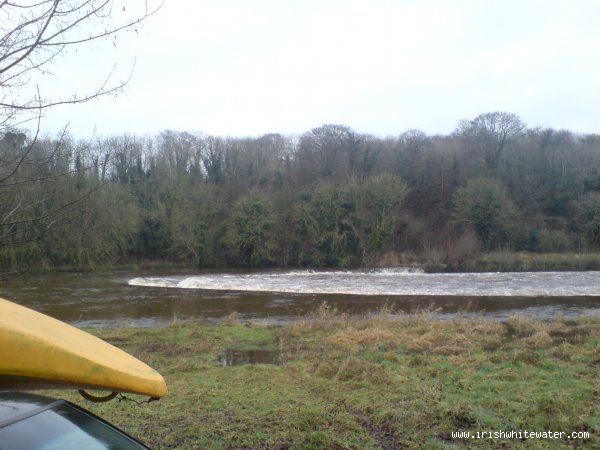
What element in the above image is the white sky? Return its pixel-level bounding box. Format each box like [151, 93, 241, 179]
[31, 0, 600, 138]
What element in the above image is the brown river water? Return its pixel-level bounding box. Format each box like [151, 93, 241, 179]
[0, 270, 599, 327]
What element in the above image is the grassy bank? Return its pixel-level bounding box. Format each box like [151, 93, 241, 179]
[45, 308, 598, 449]
[23, 251, 600, 275]
[447, 252, 600, 272]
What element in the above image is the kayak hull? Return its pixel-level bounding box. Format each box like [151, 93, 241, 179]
[0, 297, 167, 398]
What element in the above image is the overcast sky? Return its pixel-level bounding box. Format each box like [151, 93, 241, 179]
[33, 0, 600, 138]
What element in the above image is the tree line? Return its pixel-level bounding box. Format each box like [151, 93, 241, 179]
[3, 111, 600, 273]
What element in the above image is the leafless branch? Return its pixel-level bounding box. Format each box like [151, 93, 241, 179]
[1, 0, 161, 128]
[0, 0, 161, 269]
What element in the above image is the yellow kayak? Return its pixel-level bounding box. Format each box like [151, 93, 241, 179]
[0, 297, 167, 398]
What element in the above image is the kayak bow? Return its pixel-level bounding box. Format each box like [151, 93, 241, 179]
[0, 297, 167, 398]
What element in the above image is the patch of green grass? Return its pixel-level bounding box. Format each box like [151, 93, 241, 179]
[457, 251, 600, 272]
[43, 312, 599, 449]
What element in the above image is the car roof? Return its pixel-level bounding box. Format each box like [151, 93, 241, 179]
[0, 391, 151, 449]
[0, 391, 58, 423]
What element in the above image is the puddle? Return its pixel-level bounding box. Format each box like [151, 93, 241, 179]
[216, 348, 281, 366]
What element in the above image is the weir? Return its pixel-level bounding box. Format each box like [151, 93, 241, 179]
[1, 270, 599, 328]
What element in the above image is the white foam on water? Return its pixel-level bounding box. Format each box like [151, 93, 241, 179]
[127, 270, 600, 297]
[128, 277, 180, 288]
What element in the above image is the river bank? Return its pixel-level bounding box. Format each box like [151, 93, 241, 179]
[445, 251, 600, 273]
[18, 251, 600, 275]
[46, 309, 599, 449]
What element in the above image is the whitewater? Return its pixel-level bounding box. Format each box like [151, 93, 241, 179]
[128, 269, 600, 297]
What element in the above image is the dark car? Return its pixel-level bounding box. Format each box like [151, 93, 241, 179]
[0, 391, 150, 450]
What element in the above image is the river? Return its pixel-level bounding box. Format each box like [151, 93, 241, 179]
[1, 269, 599, 327]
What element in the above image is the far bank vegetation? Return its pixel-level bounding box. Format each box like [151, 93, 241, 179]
[3, 112, 600, 272]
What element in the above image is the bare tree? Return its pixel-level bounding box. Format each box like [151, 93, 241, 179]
[0, 0, 160, 274]
[457, 112, 525, 170]
[298, 124, 358, 179]
[1, 0, 161, 129]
